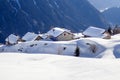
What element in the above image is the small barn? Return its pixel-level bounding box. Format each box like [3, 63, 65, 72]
[47, 27, 74, 41]
[83, 26, 105, 37]
[34, 34, 43, 41]
[82, 26, 110, 39]
[21, 32, 41, 42]
[5, 34, 20, 45]
[41, 34, 53, 41]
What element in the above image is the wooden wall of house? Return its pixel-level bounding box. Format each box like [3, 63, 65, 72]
[5, 41, 16, 46]
[103, 32, 111, 39]
[17, 38, 26, 42]
[35, 36, 42, 41]
[57, 32, 74, 41]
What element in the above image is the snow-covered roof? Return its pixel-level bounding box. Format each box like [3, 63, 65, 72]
[5, 34, 19, 44]
[83, 26, 105, 37]
[73, 33, 84, 39]
[41, 34, 49, 39]
[32, 34, 43, 40]
[22, 32, 38, 41]
[47, 27, 71, 37]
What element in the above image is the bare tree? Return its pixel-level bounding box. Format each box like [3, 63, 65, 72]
[86, 43, 97, 53]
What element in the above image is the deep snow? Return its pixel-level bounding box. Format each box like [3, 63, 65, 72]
[0, 53, 120, 80]
[1, 34, 120, 80]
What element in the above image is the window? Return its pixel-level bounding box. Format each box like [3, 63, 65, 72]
[64, 33, 66, 36]
[63, 47, 66, 50]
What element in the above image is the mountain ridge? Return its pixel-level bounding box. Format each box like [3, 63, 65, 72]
[102, 7, 120, 25]
[0, 0, 107, 43]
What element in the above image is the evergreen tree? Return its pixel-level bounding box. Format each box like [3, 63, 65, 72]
[107, 27, 112, 35]
[74, 46, 80, 57]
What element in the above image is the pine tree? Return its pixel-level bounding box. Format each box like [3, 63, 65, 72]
[107, 27, 112, 35]
[74, 46, 80, 57]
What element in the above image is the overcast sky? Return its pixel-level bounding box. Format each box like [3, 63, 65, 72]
[88, 0, 120, 10]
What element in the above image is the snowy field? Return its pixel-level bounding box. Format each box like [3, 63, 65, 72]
[1, 34, 120, 80]
[0, 53, 120, 80]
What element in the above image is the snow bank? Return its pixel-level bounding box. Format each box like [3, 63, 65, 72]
[0, 39, 105, 58]
[0, 41, 77, 56]
[1, 34, 120, 59]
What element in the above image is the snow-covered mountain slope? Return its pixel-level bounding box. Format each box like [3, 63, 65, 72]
[102, 7, 120, 25]
[1, 34, 120, 59]
[0, 53, 120, 80]
[0, 0, 107, 43]
[88, 0, 120, 10]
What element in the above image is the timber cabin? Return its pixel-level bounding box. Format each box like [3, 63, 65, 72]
[5, 34, 20, 45]
[21, 32, 42, 42]
[83, 26, 111, 39]
[47, 27, 74, 41]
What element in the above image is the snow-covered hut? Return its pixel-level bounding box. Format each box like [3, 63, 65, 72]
[21, 32, 42, 42]
[5, 34, 20, 45]
[34, 34, 43, 41]
[83, 26, 106, 38]
[47, 27, 74, 41]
